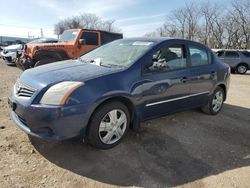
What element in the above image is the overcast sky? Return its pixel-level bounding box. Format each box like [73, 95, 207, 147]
[0, 0, 228, 38]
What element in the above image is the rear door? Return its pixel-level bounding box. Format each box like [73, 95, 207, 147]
[141, 43, 192, 120]
[187, 45, 217, 107]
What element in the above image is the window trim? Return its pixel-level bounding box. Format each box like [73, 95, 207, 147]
[187, 44, 212, 68]
[80, 31, 99, 46]
[216, 51, 225, 58]
[142, 44, 189, 76]
[241, 51, 250, 58]
[224, 51, 240, 58]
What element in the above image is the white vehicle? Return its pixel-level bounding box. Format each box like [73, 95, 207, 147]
[0, 44, 22, 65]
[0, 38, 58, 66]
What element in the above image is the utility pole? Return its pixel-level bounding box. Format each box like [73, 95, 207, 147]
[40, 28, 43, 38]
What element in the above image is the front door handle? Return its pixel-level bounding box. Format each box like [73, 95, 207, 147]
[211, 71, 217, 79]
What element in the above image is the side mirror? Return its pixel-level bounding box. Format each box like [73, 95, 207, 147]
[79, 39, 86, 45]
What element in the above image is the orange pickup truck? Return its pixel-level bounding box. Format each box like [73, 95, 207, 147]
[15, 29, 123, 70]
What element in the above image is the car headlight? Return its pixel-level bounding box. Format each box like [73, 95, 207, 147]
[40, 81, 84, 105]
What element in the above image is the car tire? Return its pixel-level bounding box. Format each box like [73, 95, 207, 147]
[201, 87, 225, 115]
[236, 64, 248, 74]
[86, 101, 130, 149]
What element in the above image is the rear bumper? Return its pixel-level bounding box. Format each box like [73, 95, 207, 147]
[9, 98, 90, 141]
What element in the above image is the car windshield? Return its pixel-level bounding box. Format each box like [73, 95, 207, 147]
[79, 40, 154, 68]
[28, 39, 41, 44]
[59, 30, 79, 42]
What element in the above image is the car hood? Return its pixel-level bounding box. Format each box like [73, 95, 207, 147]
[20, 59, 120, 89]
[27, 41, 73, 48]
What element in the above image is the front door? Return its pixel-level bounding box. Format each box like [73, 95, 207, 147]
[223, 51, 240, 67]
[76, 31, 100, 57]
[141, 44, 192, 120]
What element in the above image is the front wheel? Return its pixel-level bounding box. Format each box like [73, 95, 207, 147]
[86, 102, 130, 149]
[201, 87, 225, 115]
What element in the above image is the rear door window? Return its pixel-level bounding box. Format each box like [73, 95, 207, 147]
[225, 51, 239, 58]
[188, 45, 210, 67]
[81, 32, 99, 45]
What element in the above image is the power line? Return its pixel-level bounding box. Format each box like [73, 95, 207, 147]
[0, 23, 53, 30]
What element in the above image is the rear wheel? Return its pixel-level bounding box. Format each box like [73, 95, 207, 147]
[236, 64, 248, 74]
[86, 102, 130, 149]
[201, 87, 225, 115]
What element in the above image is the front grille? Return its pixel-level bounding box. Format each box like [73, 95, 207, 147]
[5, 56, 12, 61]
[15, 80, 36, 98]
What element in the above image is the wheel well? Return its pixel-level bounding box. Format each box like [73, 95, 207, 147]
[34, 50, 69, 62]
[87, 97, 136, 131]
[237, 62, 249, 69]
[218, 84, 226, 101]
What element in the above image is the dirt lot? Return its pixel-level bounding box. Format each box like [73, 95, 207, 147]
[0, 59, 249, 188]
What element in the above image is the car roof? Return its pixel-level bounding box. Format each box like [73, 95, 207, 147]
[119, 37, 209, 49]
[121, 37, 202, 44]
[64, 28, 123, 35]
[215, 49, 250, 52]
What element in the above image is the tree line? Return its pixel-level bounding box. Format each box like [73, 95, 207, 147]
[145, 0, 250, 49]
[54, 13, 120, 36]
[54, 0, 250, 49]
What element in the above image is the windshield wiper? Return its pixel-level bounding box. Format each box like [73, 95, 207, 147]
[79, 58, 124, 68]
[78, 57, 88, 63]
[103, 63, 125, 68]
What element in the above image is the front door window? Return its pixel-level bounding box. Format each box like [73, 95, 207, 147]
[145, 45, 187, 73]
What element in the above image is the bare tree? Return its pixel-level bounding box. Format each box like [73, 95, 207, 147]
[159, 2, 200, 40]
[144, 31, 158, 37]
[199, 1, 224, 47]
[164, 7, 187, 38]
[184, 2, 200, 40]
[54, 13, 120, 35]
[230, 0, 250, 49]
[147, 0, 250, 49]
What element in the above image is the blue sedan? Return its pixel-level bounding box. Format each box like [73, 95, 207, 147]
[9, 38, 230, 149]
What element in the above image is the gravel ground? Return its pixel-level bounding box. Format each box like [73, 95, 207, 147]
[0, 60, 249, 188]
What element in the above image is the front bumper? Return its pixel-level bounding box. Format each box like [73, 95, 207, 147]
[9, 98, 90, 141]
[1, 51, 16, 65]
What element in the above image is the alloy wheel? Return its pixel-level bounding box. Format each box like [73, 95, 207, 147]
[237, 65, 247, 74]
[212, 91, 224, 113]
